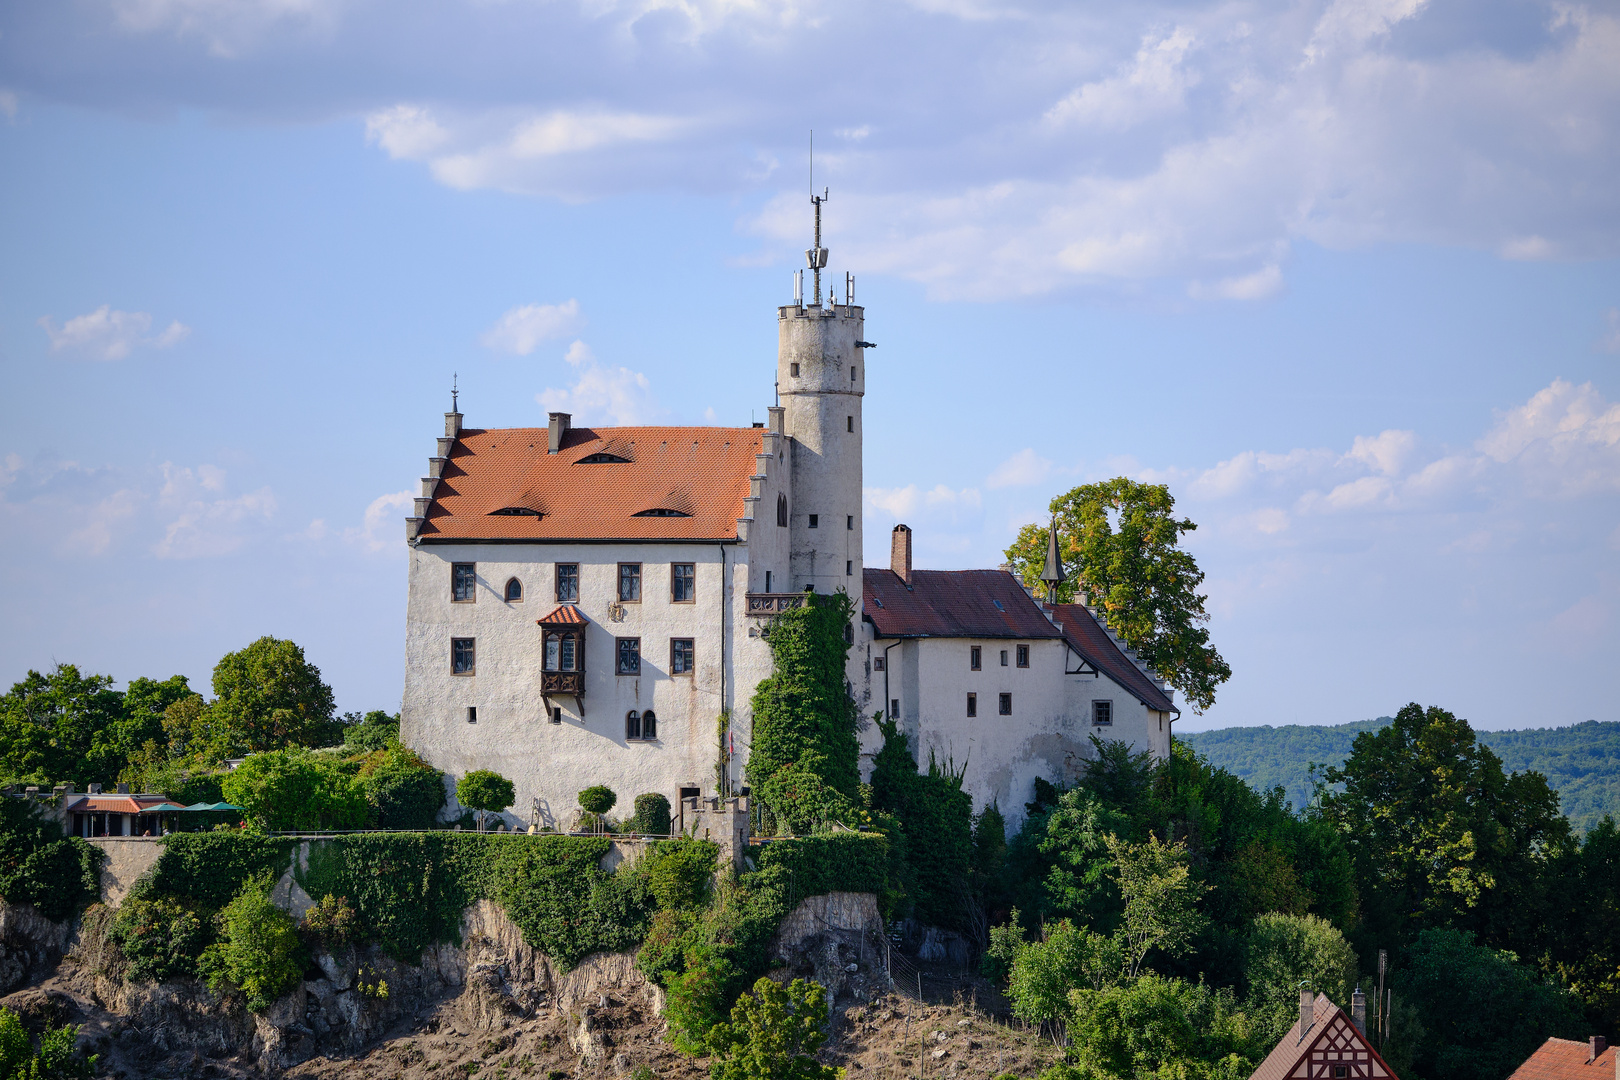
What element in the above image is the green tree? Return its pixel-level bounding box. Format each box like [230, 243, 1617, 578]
[1317, 703, 1570, 955]
[1390, 928, 1584, 1080]
[200, 876, 306, 1011]
[459, 769, 516, 831]
[104, 674, 193, 778]
[1007, 920, 1126, 1031]
[1108, 832, 1209, 980]
[1242, 912, 1358, 1042]
[0, 664, 125, 785]
[867, 720, 973, 927]
[339, 710, 399, 753]
[208, 637, 338, 754]
[746, 589, 861, 801]
[630, 793, 673, 836]
[705, 976, 841, 1080]
[356, 743, 444, 830]
[1055, 975, 1256, 1080]
[220, 749, 368, 831]
[1005, 479, 1230, 711]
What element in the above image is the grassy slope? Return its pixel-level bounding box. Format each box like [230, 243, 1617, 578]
[1179, 718, 1620, 833]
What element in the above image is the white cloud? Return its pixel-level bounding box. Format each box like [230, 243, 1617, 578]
[535, 340, 663, 425]
[344, 490, 413, 553]
[1599, 307, 1620, 354]
[1045, 27, 1199, 132]
[1475, 379, 1620, 496]
[480, 299, 584, 356]
[154, 462, 277, 558]
[1344, 429, 1417, 476]
[38, 306, 190, 360]
[1189, 264, 1284, 301]
[986, 448, 1053, 489]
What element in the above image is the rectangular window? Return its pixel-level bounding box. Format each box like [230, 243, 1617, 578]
[847, 416, 853, 432]
[790, 362, 800, 376]
[451, 637, 476, 675]
[467, 706, 477, 724]
[890, 698, 899, 718]
[846, 560, 853, 576]
[1017, 644, 1030, 668]
[1092, 700, 1113, 726]
[671, 638, 695, 674]
[671, 563, 695, 603]
[847, 515, 854, 530]
[452, 563, 476, 602]
[970, 646, 982, 670]
[999, 693, 1012, 716]
[626, 711, 642, 740]
[616, 637, 641, 675]
[618, 563, 642, 602]
[556, 563, 579, 602]
[873, 656, 885, 672]
[550, 707, 562, 725]
[851, 367, 857, 381]
[764, 570, 772, 592]
[1000, 649, 1009, 667]
[1334, 1069, 1348, 1079]
[808, 514, 819, 529]
[967, 693, 977, 718]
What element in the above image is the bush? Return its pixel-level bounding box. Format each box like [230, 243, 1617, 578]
[221, 749, 367, 831]
[0, 1006, 95, 1080]
[109, 896, 208, 982]
[578, 785, 616, 815]
[136, 833, 293, 907]
[340, 710, 399, 753]
[0, 798, 103, 921]
[1243, 912, 1358, 1042]
[1059, 975, 1257, 1080]
[705, 976, 840, 1080]
[641, 838, 717, 910]
[357, 744, 444, 830]
[458, 770, 516, 830]
[630, 793, 672, 836]
[300, 894, 358, 949]
[199, 877, 306, 1011]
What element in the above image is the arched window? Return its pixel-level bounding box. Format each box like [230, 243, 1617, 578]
[642, 710, 657, 739]
[626, 710, 642, 740]
[776, 493, 788, 527]
[504, 577, 523, 602]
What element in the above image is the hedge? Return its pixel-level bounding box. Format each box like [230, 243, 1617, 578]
[753, 833, 890, 902]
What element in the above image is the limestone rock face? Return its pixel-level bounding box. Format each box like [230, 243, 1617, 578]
[0, 902, 73, 994]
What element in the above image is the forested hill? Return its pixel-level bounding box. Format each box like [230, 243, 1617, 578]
[1179, 718, 1620, 832]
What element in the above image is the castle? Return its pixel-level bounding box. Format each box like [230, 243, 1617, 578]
[399, 202, 1177, 834]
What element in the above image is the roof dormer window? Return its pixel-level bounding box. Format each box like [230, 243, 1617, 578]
[577, 452, 631, 464]
[633, 508, 692, 517]
[489, 507, 542, 517]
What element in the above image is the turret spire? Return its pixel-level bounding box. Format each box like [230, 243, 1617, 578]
[1040, 515, 1067, 601]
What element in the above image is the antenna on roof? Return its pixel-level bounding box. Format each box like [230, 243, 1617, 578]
[452, 373, 459, 414]
[806, 131, 829, 307]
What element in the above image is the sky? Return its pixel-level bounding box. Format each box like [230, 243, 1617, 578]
[1, 0, 1617, 733]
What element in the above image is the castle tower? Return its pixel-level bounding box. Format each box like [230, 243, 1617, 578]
[778, 190, 867, 604]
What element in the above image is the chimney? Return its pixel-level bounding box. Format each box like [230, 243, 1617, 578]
[115, 782, 130, 794]
[1298, 986, 1314, 1040]
[88, 783, 102, 795]
[767, 406, 784, 434]
[547, 412, 571, 454]
[1351, 988, 1367, 1037]
[445, 409, 462, 438]
[891, 524, 912, 586]
[1589, 1036, 1607, 1063]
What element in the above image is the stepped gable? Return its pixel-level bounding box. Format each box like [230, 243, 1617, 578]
[863, 568, 1063, 640]
[1249, 993, 1398, 1080]
[418, 425, 765, 542]
[1049, 603, 1177, 713]
[1508, 1038, 1616, 1080]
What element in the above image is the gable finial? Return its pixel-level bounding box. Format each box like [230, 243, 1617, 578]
[452, 373, 459, 414]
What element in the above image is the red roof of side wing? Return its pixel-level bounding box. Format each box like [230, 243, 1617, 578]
[1049, 603, 1177, 713]
[1508, 1039, 1616, 1080]
[420, 426, 765, 542]
[862, 569, 1064, 640]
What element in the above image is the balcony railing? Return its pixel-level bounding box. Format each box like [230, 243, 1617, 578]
[542, 671, 585, 695]
[746, 593, 807, 615]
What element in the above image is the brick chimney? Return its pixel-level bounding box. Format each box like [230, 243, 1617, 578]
[1589, 1037, 1607, 1063]
[548, 412, 571, 454]
[890, 524, 912, 586]
[1351, 988, 1367, 1037]
[1298, 986, 1314, 1041]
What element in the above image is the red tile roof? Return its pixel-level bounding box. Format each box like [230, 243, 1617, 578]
[1509, 1039, 1616, 1080]
[863, 569, 1064, 640]
[65, 795, 186, 814]
[1049, 603, 1177, 714]
[538, 604, 589, 626]
[420, 426, 766, 542]
[1249, 994, 1398, 1080]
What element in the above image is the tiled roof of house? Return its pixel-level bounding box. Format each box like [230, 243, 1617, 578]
[863, 569, 1064, 640]
[65, 795, 186, 814]
[1249, 995, 1397, 1080]
[1050, 603, 1177, 714]
[419, 426, 766, 542]
[1509, 1039, 1616, 1080]
[538, 604, 589, 626]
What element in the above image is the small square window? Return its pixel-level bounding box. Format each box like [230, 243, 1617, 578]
[999, 693, 1012, 716]
[1092, 700, 1113, 726]
[851, 366, 857, 381]
[846, 560, 853, 576]
[556, 563, 579, 602]
[808, 514, 819, 529]
[1016, 644, 1030, 668]
[616, 637, 641, 675]
[550, 707, 562, 725]
[890, 698, 899, 718]
[970, 646, 982, 670]
[966, 693, 977, 717]
[466, 706, 477, 724]
[618, 563, 642, 602]
[790, 362, 800, 376]
[452, 563, 476, 602]
[1000, 649, 1009, 667]
[452, 637, 476, 675]
[671, 638, 695, 674]
[847, 416, 853, 432]
[672, 563, 696, 603]
[847, 515, 854, 530]
[1334, 1069, 1348, 1079]
[873, 656, 885, 671]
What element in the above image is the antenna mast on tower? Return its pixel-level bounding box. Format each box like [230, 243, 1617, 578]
[807, 130, 829, 307]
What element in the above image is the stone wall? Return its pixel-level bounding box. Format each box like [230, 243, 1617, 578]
[87, 838, 163, 907]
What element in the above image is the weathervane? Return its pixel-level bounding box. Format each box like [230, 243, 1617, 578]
[452, 373, 459, 413]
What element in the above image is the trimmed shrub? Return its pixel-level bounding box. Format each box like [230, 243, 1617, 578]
[630, 793, 672, 836]
[578, 785, 616, 815]
[458, 770, 516, 830]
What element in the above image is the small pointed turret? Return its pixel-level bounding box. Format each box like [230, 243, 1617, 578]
[1039, 516, 1066, 601]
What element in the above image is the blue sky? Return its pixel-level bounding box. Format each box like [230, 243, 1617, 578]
[2, 0, 1617, 731]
